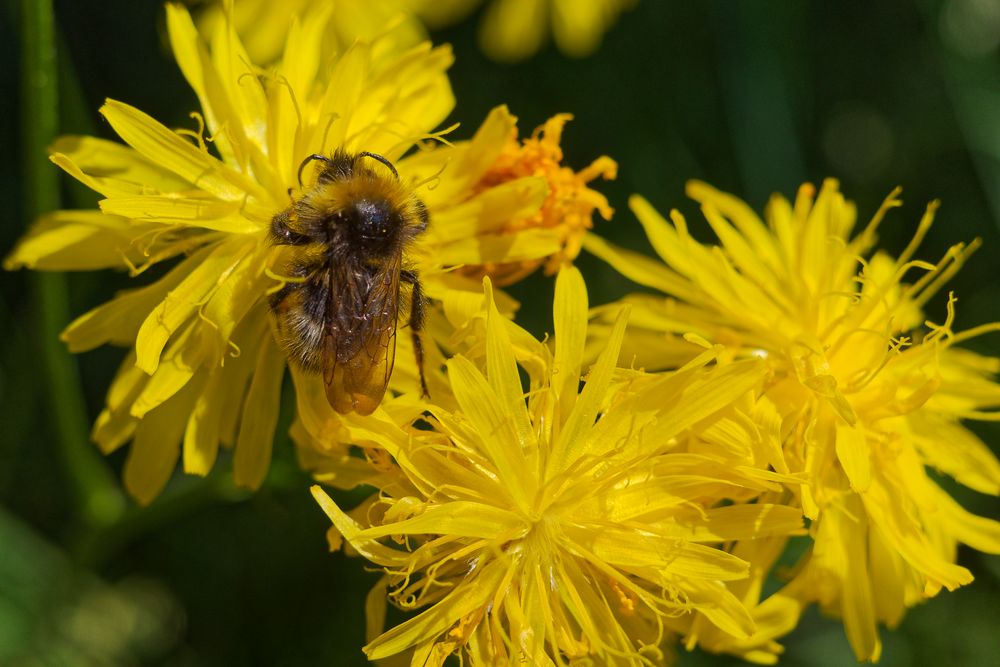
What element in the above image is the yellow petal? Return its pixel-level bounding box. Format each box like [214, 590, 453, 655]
[98, 195, 263, 233]
[860, 478, 973, 591]
[432, 228, 563, 267]
[342, 42, 455, 158]
[582, 232, 696, 299]
[585, 528, 749, 580]
[407, 105, 517, 209]
[697, 413, 755, 461]
[134, 238, 248, 374]
[364, 560, 505, 660]
[682, 579, 756, 640]
[552, 265, 586, 414]
[365, 576, 391, 645]
[698, 202, 788, 312]
[92, 354, 145, 453]
[551, 0, 609, 57]
[910, 414, 1000, 495]
[233, 335, 285, 490]
[271, 10, 330, 182]
[547, 305, 629, 478]
[835, 423, 872, 492]
[100, 99, 257, 201]
[686, 180, 782, 275]
[424, 177, 548, 242]
[310, 485, 418, 567]
[4, 211, 140, 272]
[165, 4, 210, 114]
[674, 504, 803, 542]
[830, 503, 882, 662]
[479, 0, 547, 62]
[629, 195, 700, 279]
[50, 134, 191, 193]
[130, 330, 202, 418]
[167, 3, 269, 190]
[868, 522, 908, 628]
[932, 484, 1000, 554]
[607, 360, 765, 456]
[208, 5, 269, 156]
[123, 379, 201, 504]
[446, 355, 532, 512]
[360, 501, 525, 541]
[49, 151, 172, 200]
[183, 367, 226, 476]
[484, 278, 535, 453]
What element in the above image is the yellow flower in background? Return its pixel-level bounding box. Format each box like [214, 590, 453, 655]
[585, 180, 1000, 661]
[419, 0, 638, 62]
[196, 0, 636, 64]
[313, 267, 804, 665]
[194, 0, 426, 64]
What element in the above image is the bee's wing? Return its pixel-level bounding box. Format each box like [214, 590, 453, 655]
[322, 255, 400, 416]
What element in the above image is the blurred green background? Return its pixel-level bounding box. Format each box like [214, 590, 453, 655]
[2, 0, 1000, 664]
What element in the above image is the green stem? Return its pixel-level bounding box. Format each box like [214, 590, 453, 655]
[21, 0, 124, 531]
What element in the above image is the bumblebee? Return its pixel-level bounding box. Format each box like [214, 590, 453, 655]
[269, 150, 428, 415]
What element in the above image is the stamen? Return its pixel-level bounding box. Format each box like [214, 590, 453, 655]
[948, 321, 1000, 346]
[317, 111, 341, 154]
[894, 200, 939, 269]
[270, 74, 303, 132]
[264, 266, 310, 294]
[410, 158, 449, 192]
[174, 111, 209, 152]
[924, 292, 958, 343]
[911, 240, 981, 309]
[382, 121, 460, 157]
[854, 185, 904, 249]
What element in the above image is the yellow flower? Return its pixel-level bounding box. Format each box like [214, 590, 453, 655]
[6, 2, 616, 505]
[199, 0, 636, 63]
[195, 0, 426, 64]
[6, 3, 452, 504]
[419, 0, 638, 62]
[285, 106, 617, 480]
[312, 266, 803, 665]
[407, 108, 617, 286]
[585, 180, 1000, 661]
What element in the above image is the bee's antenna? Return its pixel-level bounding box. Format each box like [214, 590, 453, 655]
[297, 154, 332, 187]
[357, 151, 399, 180]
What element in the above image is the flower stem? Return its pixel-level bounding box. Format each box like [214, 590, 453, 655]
[21, 0, 125, 531]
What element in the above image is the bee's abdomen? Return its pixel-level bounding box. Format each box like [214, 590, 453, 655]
[269, 264, 328, 373]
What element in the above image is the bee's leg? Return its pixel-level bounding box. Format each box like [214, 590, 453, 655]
[400, 270, 429, 398]
[270, 209, 311, 246]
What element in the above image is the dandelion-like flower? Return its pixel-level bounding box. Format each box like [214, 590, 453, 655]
[419, 0, 638, 62]
[285, 106, 617, 478]
[195, 0, 426, 64]
[585, 180, 1000, 660]
[409, 108, 617, 286]
[5, 4, 452, 504]
[5, 4, 609, 504]
[312, 267, 803, 665]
